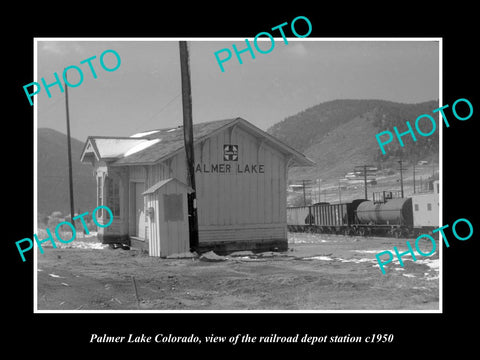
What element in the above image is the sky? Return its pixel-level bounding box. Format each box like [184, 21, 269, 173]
[35, 39, 440, 142]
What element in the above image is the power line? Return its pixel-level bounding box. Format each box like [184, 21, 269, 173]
[131, 92, 181, 134]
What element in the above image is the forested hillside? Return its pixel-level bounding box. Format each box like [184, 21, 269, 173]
[267, 99, 439, 180]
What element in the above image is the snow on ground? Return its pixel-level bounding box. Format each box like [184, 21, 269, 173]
[65, 241, 109, 250]
[353, 249, 384, 254]
[287, 232, 440, 280]
[288, 233, 333, 244]
[305, 256, 334, 261]
[35, 229, 108, 250]
[415, 258, 440, 281]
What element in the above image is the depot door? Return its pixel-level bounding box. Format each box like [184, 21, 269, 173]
[135, 182, 146, 239]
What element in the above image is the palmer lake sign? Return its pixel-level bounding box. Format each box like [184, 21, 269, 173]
[194, 144, 265, 174]
[195, 163, 265, 174]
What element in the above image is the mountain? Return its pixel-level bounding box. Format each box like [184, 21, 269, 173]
[267, 99, 439, 182]
[37, 128, 96, 218]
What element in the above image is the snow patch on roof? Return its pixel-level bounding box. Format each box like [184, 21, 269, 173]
[124, 138, 161, 157]
[94, 138, 147, 158]
[130, 130, 160, 138]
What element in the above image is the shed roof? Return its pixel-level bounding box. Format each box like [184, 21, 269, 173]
[80, 117, 315, 167]
[142, 178, 194, 195]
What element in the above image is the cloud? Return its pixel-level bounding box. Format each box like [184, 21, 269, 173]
[40, 42, 64, 55]
[39, 41, 84, 56]
[284, 42, 308, 58]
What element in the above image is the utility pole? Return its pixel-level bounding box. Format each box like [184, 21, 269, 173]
[64, 70, 75, 229]
[77, 208, 85, 237]
[302, 179, 307, 206]
[318, 178, 321, 204]
[338, 180, 342, 203]
[398, 160, 405, 198]
[179, 41, 198, 251]
[413, 160, 416, 194]
[363, 164, 368, 200]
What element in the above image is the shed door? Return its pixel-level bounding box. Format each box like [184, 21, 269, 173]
[135, 182, 146, 239]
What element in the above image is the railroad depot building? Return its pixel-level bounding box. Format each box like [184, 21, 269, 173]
[80, 117, 314, 257]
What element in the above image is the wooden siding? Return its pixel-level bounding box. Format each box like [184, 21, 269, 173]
[129, 166, 147, 182]
[198, 223, 286, 243]
[194, 126, 287, 244]
[193, 126, 286, 228]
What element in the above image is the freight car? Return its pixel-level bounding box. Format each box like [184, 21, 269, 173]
[286, 199, 368, 235]
[287, 180, 439, 238]
[354, 197, 413, 237]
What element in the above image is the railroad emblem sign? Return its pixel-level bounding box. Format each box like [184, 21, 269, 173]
[223, 145, 238, 161]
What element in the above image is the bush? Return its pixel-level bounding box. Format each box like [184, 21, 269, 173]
[58, 212, 97, 233]
[47, 211, 65, 229]
[87, 219, 97, 232]
[51, 211, 63, 218]
[37, 213, 49, 228]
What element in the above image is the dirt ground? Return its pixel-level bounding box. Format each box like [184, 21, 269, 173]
[36, 232, 439, 311]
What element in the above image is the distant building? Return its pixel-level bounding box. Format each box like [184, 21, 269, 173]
[288, 184, 305, 192]
[411, 180, 439, 228]
[80, 117, 314, 256]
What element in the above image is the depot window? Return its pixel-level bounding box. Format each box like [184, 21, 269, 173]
[105, 177, 121, 217]
[427, 203, 432, 211]
[97, 176, 103, 217]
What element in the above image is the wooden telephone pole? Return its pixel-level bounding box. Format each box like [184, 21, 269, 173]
[413, 160, 416, 194]
[338, 180, 342, 203]
[355, 164, 375, 200]
[302, 179, 307, 206]
[64, 70, 75, 228]
[179, 41, 199, 251]
[397, 160, 406, 198]
[363, 165, 368, 200]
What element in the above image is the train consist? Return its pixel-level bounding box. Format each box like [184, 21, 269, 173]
[287, 180, 439, 238]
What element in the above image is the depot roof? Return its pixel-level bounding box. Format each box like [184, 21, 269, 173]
[80, 117, 315, 167]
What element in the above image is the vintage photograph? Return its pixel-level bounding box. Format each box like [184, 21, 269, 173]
[34, 39, 440, 311]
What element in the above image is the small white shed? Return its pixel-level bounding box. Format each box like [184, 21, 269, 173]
[142, 178, 193, 257]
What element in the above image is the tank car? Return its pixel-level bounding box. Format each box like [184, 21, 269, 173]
[354, 197, 413, 237]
